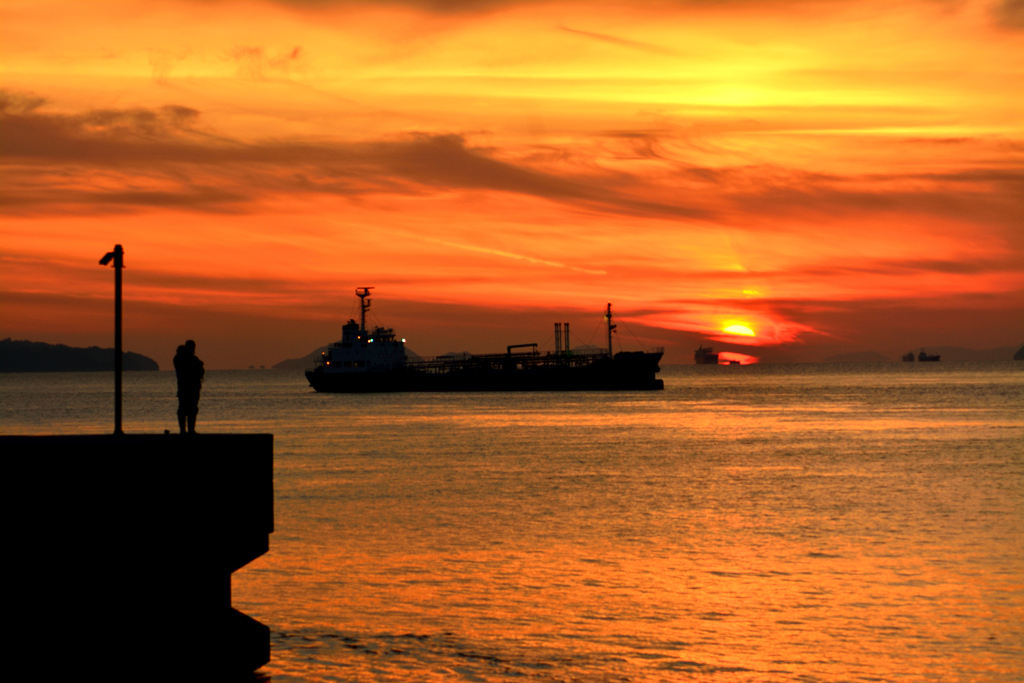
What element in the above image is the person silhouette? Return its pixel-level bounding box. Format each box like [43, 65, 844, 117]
[173, 340, 205, 434]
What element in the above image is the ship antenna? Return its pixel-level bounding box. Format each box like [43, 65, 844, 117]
[605, 302, 617, 356]
[356, 287, 374, 332]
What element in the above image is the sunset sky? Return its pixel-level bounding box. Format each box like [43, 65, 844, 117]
[2, 0, 1022, 368]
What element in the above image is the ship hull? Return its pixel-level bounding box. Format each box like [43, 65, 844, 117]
[306, 352, 663, 393]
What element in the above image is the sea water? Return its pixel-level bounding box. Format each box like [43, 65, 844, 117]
[2, 362, 1022, 682]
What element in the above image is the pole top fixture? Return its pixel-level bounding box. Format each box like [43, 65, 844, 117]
[100, 244, 124, 267]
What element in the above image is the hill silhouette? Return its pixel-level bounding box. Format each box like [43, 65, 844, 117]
[0, 338, 159, 372]
[906, 345, 1019, 362]
[822, 346, 1021, 363]
[272, 346, 328, 371]
[824, 351, 892, 363]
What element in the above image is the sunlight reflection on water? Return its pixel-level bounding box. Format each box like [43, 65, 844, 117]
[2, 362, 1022, 681]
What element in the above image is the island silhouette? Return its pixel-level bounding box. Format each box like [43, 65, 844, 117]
[0, 338, 159, 372]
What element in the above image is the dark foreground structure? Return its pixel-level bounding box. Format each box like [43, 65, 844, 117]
[4, 433, 273, 678]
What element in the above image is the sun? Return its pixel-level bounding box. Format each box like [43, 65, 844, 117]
[723, 324, 755, 337]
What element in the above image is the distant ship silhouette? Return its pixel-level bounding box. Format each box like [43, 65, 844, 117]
[694, 345, 719, 364]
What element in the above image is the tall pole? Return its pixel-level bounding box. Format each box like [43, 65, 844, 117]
[356, 287, 374, 333]
[114, 245, 123, 436]
[605, 303, 616, 357]
[101, 245, 124, 435]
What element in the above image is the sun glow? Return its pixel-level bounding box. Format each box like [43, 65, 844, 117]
[723, 324, 755, 337]
[718, 351, 759, 365]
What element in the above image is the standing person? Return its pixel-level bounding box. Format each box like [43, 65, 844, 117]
[173, 340, 205, 434]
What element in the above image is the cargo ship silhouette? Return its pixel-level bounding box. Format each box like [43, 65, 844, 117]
[305, 288, 663, 392]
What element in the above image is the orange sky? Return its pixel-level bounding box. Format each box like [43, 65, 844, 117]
[2, 0, 1022, 368]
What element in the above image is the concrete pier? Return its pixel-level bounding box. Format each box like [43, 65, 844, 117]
[4, 433, 273, 677]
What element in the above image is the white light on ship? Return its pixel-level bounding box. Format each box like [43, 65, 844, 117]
[402, 338, 406, 342]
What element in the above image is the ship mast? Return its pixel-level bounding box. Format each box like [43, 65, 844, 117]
[605, 303, 617, 356]
[356, 287, 374, 332]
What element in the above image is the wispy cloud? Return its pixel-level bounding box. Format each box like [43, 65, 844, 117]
[994, 0, 1024, 28]
[0, 93, 713, 220]
[6, 93, 1020, 236]
[559, 26, 677, 55]
[423, 237, 607, 275]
